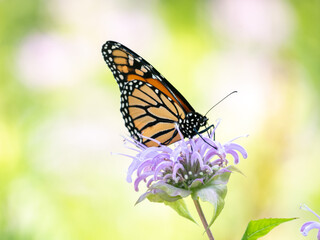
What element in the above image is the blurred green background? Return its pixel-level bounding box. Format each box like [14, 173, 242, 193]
[1, 0, 320, 239]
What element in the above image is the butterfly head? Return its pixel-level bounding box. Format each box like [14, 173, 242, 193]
[180, 112, 208, 138]
[200, 115, 208, 127]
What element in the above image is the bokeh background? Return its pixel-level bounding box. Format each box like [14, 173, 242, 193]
[1, 0, 320, 239]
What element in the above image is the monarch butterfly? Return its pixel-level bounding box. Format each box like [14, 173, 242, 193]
[101, 41, 208, 147]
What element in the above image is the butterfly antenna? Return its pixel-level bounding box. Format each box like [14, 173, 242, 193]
[204, 91, 238, 117]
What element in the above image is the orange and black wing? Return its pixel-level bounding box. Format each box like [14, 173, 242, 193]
[102, 41, 195, 146]
[101, 41, 194, 113]
[121, 80, 187, 147]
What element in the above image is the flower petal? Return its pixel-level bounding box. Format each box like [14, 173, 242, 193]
[225, 143, 248, 159]
[301, 221, 320, 237]
[127, 157, 142, 182]
[301, 204, 320, 221]
[226, 149, 240, 164]
[134, 172, 154, 191]
[172, 163, 184, 182]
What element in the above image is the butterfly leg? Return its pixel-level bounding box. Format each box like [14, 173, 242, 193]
[198, 124, 215, 140]
[194, 127, 217, 149]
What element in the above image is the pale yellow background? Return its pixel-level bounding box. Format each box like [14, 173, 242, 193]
[1, 0, 319, 239]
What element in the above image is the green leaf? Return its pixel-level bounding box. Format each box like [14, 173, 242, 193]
[135, 189, 181, 205]
[241, 218, 297, 240]
[191, 170, 232, 227]
[135, 189, 195, 223]
[227, 165, 245, 176]
[135, 182, 193, 223]
[150, 182, 191, 198]
[135, 182, 191, 205]
[189, 179, 203, 189]
[164, 199, 196, 223]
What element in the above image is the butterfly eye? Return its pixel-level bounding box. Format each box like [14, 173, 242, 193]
[202, 117, 208, 126]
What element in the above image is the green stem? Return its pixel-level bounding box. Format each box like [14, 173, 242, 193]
[193, 199, 214, 240]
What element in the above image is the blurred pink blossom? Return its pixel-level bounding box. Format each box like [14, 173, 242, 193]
[48, 0, 168, 54]
[211, 0, 294, 47]
[16, 33, 80, 89]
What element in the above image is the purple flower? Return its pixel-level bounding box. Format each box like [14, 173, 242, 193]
[122, 120, 247, 192]
[300, 204, 320, 240]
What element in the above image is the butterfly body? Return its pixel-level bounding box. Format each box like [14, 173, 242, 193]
[102, 41, 208, 147]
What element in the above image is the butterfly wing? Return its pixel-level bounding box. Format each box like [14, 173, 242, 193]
[102, 41, 194, 113]
[121, 80, 186, 147]
[102, 41, 200, 146]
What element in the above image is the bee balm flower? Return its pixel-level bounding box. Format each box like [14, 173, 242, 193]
[124, 121, 247, 193]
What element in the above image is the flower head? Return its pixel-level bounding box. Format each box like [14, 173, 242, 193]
[300, 204, 320, 240]
[123, 121, 247, 192]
